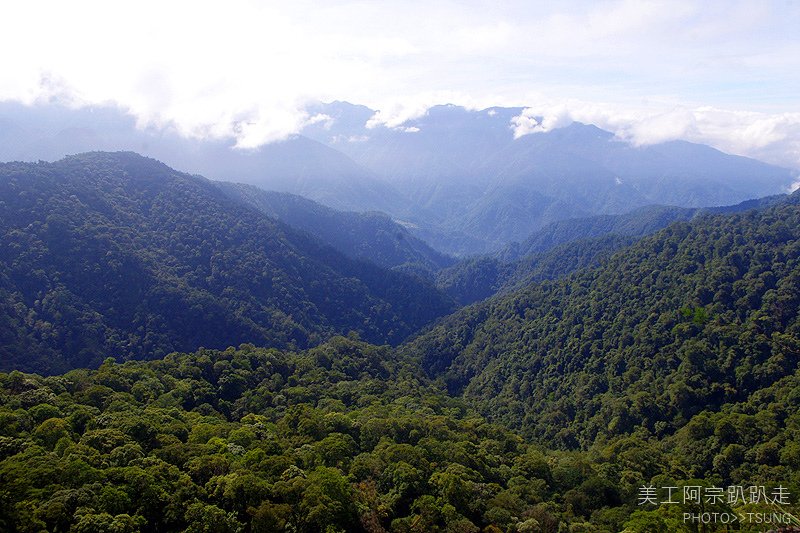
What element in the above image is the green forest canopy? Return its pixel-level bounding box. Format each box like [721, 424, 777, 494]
[1, 154, 799, 531]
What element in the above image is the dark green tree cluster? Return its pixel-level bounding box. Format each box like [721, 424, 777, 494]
[0, 153, 454, 374]
[3, 338, 796, 532]
[411, 198, 800, 449]
[0, 338, 650, 532]
[216, 183, 454, 276]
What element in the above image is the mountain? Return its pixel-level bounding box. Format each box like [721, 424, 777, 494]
[304, 102, 522, 214]
[438, 234, 636, 306]
[168, 135, 416, 216]
[467, 123, 794, 243]
[4, 104, 800, 533]
[0, 152, 454, 374]
[438, 194, 793, 305]
[500, 204, 698, 261]
[0, 101, 412, 215]
[3, 213, 800, 532]
[0, 100, 485, 255]
[215, 182, 454, 275]
[305, 103, 797, 250]
[2, 100, 796, 256]
[408, 193, 800, 448]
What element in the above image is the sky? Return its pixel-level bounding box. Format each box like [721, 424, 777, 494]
[1, 0, 800, 169]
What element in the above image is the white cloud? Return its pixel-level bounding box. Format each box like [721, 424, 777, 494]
[0, 1, 798, 166]
[366, 104, 431, 130]
[363, 91, 482, 130]
[623, 109, 699, 146]
[511, 106, 574, 138]
[509, 102, 800, 169]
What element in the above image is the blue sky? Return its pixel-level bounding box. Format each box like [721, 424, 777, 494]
[1, 0, 799, 169]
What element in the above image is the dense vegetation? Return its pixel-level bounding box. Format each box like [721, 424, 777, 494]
[437, 235, 635, 306]
[216, 183, 453, 276]
[440, 195, 790, 306]
[1, 337, 797, 532]
[502, 195, 787, 262]
[500, 205, 699, 262]
[0, 153, 453, 374]
[411, 195, 800, 449]
[2, 151, 799, 531]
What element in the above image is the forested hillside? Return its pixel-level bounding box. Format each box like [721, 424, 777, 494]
[440, 195, 793, 306]
[502, 194, 788, 262]
[438, 235, 635, 306]
[2, 337, 797, 532]
[0, 153, 453, 374]
[410, 194, 800, 449]
[216, 183, 453, 276]
[1, 152, 799, 532]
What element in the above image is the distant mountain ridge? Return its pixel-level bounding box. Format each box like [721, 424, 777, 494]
[503, 193, 789, 261]
[306, 103, 796, 249]
[439, 194, 791, 305]
[1, 100, 795, 255]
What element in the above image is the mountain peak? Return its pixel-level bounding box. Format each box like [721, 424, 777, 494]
[55, 151, 179, 182]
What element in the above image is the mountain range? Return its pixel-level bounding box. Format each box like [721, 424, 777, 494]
[0, 145, 799, 531]
[215, 182, 453, 276]
[1, 100, 795, 255]
[438, 194, 791, 305]
[1, 153, 799, 532]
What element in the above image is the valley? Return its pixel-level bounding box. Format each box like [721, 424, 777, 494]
[0, 144, 798, 532]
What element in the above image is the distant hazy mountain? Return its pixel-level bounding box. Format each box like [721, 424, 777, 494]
[0, 152, 454, 374]
[2, 100, 796, 256]
[0, 101, 410, 215]
[305, 103, 796, 248]
[216, 182, 454, 275]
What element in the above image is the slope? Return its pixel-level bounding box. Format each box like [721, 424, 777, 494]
[0, 152, 454, 374]
[0, 101, 415, 216]
[307, 104, 796, 250]
[440, 195, 792, 305]
[215, 182, 454, 275]
[2, 325, 799, 531]
[437, 235, 635, 306]
[4, 100, 796, 256]
[408, 193, 800, 448]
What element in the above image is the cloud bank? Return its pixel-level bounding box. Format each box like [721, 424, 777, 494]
[510, 102, 800, 169]
[0, 0, 798, 167]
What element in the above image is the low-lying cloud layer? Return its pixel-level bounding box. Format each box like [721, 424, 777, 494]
[1, 0, 798, 167]
[511, 103, 800, 169]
